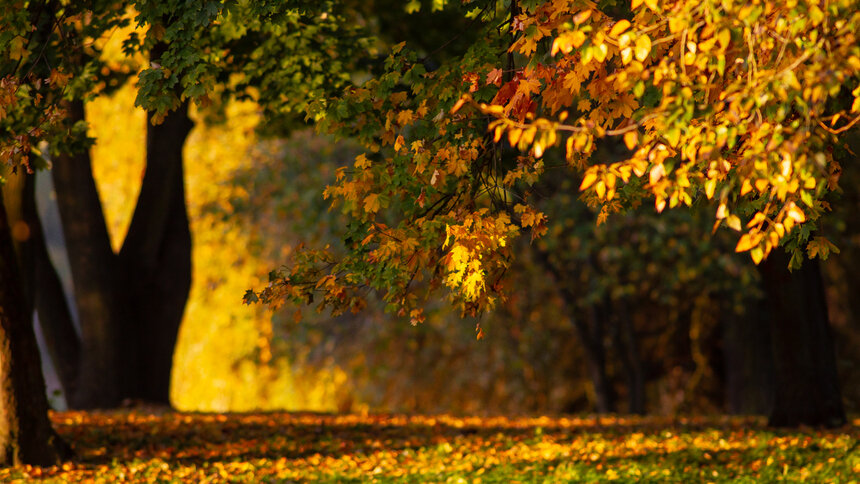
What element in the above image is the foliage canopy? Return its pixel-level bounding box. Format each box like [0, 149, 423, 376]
[250, 0, 860, 319]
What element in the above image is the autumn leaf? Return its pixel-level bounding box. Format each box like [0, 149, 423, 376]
[364, 193, 381, 213]
[634, 34, 651, 62]
[486, 68, 503, 86]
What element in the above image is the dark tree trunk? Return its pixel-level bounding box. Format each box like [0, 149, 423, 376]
[760, 250, 846, 427]
[52, 98, 194, 408]
[49, 63, 194, 407]
[52, 99, 123, 409]
[3, 170, 81, 401]
[723, 298, 774, 415]
[0, 194, 69, 466]
[118, 100, 194, 403]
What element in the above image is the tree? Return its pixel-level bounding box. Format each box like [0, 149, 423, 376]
[0, 193, 69, 466]
[251, 0, 859, 427]
[0, 1, 83, 464]
[2, 0, 368, 408]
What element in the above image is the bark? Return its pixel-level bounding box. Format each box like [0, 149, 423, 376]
[52, 99, 123, 409]
[118, 100, 194, 403]
[3, 170, 81, 401]
[0, 194, 69, 466]
[760, 250, 846, 427]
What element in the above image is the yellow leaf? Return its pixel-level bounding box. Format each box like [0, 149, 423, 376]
[551, 37, 563, 56]
[571, 30, 587, 49]
[595, 180, 606, 199]
[620, 47, 633, 64]
[718, 29, 731, 50]
[594, 43, 609, 62]
[750, 247, 764, 264]
[363, 193, 381, 213]
[649, 163, 665, 185]
[635, 35, 651, 62]
[774, 223, 785, 238]
[521, 211, 535, 227]
[747, 211, 766, 228]
[397, 109, 414, 126]
[735, 233, 756, 252]
[705, 178, 717, 199]
[493, 125, 504, 143]
[354, 153, 371, 169]
[610, 20, 631, 38]
[787, 204, 806, 223]
[632, 0, 644, 9]
[726, 215, 742, 231]
[623, 131, 638, 150]
[573, 9, 592, 25]
[451, 97, 468, 113]
[580, 170, 598, 190]
[508, 128, 523, 146]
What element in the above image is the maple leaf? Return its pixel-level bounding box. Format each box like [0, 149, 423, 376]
[518, 78, 542, 97]
[363, 193, 381, 213]
[486, 68, 503, 86]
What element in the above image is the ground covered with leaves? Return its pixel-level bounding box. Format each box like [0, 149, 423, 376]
[2, 412, 859, 482]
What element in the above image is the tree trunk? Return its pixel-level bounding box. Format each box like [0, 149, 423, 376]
[52, 99, 123, 409]
[0, 193, 69, 466]
[51, 87, 194, 407]
[118, 100, 194, 403]
[760, 250, 846, 427]
[3, 170, 81, 401]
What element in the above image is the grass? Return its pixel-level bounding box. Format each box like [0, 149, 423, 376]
[2, 411, 859, 482]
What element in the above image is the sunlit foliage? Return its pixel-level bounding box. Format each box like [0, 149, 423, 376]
[251, 0, 860, 319]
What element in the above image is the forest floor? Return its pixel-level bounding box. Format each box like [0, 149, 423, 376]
[1, 411, 859, 482]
